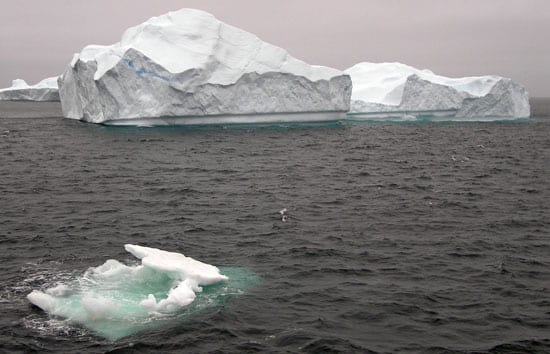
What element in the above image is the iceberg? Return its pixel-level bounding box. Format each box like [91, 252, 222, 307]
[27, 244, 256, 340]
[59, 8, 351, 125]
[345, 62, 530, 120]
[0, 77, 59, 101]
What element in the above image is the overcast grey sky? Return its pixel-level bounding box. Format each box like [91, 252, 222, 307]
[0, 0, 548, 95]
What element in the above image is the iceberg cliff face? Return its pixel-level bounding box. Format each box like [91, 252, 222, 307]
[59, 8, 351, 125]
[345, 62, 530, 120]
[0, 77, 59, 101]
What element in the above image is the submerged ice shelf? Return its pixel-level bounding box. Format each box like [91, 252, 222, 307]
[27, 245, 257, 340]
[59, 8, 351, 125]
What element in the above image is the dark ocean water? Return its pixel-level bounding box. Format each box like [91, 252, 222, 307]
[1, 104, 549, 353]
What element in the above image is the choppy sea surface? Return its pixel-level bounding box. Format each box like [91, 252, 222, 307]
[1, 103, 549, 353]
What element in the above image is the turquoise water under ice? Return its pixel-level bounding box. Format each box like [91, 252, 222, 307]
[30, 265, 258, 340]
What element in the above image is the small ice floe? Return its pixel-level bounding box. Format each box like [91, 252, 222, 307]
[26, 244, 246, 340]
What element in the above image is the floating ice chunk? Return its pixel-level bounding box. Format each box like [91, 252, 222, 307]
[45, 284, 72, 297]
[27, 290, 57, 313]
[140, 278, 199, 313]
[345, 62, 530, 120]
[89, 259, 134, 278]
[26, 245, 253, 340]
[124, 244, 228, 286]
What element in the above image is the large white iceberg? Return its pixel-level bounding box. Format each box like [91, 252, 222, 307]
[0, 77, 59, 101]
[345, 62, 530, 120]
[59, 8, 351, 125]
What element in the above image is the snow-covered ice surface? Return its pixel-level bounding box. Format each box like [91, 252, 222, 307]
[27, 245, 256, 340]
[59, 8, 351, 125]
[345, 62, 530, 121]
[0, 77, 59, 101]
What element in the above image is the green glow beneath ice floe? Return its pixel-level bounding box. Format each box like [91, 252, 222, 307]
[33, 266, 258, 340]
